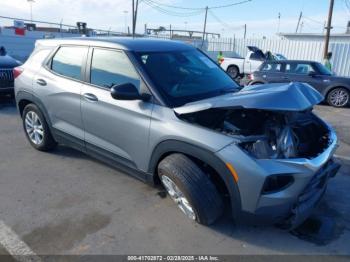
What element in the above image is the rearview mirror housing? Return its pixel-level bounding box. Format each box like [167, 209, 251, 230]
[110, 83, 151, 101]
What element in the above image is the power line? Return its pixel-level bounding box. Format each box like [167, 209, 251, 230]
[209, 0, 252, 9]
[142, 0, 252, 10]
[143, 0, 205, 17]
[208, 9, 245, 31]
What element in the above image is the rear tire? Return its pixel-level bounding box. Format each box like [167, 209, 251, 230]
[22, 103, 57, 151]
[327, 87, 349, 107]
[158, 154, 223, 225]
[227, 66, 240, 79]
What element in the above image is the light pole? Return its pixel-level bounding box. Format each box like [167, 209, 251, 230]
[27, 0, 35, 22]
[184, 21, 188, 31]
[123, 10, 128, 34]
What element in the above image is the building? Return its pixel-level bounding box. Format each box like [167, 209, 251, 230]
[279, 21, 350, 43]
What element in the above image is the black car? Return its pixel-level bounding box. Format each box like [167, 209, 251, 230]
[246, 60, 350, 107]
[0, 47, 22, 96]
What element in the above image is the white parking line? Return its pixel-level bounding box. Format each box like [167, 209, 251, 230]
[0, 220, 41, 262]
[334, 154, 350, 162]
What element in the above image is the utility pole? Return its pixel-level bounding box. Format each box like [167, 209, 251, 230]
[277, 13, 281, 34]
[295, 11, 302, 33]
[201, 6, 208, 48]
[27, 0, 35, 22]
[244, 24, 247, 39]
[324, 0, 334, 59]
[133, 0, 139, 37]
[132, 0, 135, 37]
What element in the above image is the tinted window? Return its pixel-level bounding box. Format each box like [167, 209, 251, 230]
[51, 46, 87, 80]
[261, 63, 282, 72]
[136, 49, 239, 107]
[285, 63, 315, 75]
[90, 48, 140, 89]
[250, 52, 265, 61]
[314, 62, 333, 75]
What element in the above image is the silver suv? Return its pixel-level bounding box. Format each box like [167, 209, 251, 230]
[14, 37, 340, 228]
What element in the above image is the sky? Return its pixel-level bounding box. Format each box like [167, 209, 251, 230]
[0, 0, 349, 38]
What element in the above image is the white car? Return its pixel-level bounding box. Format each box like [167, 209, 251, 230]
[220, 46, 286, 79]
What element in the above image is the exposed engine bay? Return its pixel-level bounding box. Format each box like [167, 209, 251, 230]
[179, 108, 331, 159]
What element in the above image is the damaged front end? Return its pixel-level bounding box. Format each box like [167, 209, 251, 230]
[179, 108, 331, 160]
[174, 83, 339, 228]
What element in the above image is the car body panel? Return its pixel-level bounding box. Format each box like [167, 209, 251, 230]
[14, 38, 339, 228]
[174, 82, 323, 114]
[250, 60, 350, 97]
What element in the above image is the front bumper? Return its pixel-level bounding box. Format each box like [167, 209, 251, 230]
[216, 125, 339, 228]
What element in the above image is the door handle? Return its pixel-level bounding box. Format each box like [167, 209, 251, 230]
[83, 93, 98, 102]
[36, 79, 47, 86]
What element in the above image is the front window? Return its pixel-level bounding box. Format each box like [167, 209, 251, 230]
[90, 48, 140, 89]
[314, 62, 333, 75]
[136, 49, 239, 107]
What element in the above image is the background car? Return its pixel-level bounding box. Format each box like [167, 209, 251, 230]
[246, 60, 350, 107]
[0, 46, 22, 97]
[220, 46, 287, 79]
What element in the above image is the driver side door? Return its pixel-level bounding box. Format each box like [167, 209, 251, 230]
[81, 47, 153, 171]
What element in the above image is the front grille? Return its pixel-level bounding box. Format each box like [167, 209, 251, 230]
[0, 69, 14, 89]
[0, 69, 14, 81]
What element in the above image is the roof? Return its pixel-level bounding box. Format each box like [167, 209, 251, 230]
[279, 33, 350, 37]
[36, 37, 195, 52]
[263, 59, 318, 64]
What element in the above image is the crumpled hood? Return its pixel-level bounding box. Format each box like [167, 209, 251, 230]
[174, 82, 324, 115]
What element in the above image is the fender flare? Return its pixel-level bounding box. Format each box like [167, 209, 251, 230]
[148, 140, 242, 220]
[16, 91, 53, 127]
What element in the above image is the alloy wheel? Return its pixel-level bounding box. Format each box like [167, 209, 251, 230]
[25, 111, 44, 145]
[161, 175, 196, 221]
[329, 88, 349, 107]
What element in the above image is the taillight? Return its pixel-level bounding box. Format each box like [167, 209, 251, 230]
[13, 67, 24, 79]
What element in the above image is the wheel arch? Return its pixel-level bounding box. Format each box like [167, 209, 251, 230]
[16, 91, 52, 127]
[148, 140, 242, 220]
[325, 85, 350, 98]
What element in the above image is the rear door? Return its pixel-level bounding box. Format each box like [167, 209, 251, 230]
[34, 45, 88, 147]
[256, 62, 285, 83]
[81, 47, 153, 170]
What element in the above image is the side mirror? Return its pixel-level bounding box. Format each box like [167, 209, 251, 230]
[110, 83, 151, 101]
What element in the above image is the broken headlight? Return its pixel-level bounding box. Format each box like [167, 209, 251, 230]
[241, 126, 298, 159]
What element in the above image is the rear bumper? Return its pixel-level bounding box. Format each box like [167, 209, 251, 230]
[0, 87, 14, 93]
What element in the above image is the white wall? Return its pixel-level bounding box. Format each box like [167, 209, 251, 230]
[0, 28, 80, 62]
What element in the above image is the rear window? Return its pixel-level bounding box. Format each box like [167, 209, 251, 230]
[51, 46, 88, 80]
[260, 63, 282, 72]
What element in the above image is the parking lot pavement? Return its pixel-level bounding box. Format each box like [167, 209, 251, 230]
[0, 96, 350, 256]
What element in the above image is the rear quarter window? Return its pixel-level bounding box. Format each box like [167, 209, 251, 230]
[51, 46, 88, 80]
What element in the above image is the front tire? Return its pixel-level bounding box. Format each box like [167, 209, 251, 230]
[22, 104, 57, 151]
[327, 87, 349, 107]
[158, 154, 223, 225]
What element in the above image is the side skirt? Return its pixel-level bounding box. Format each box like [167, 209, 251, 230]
[52, 128, 155, 185]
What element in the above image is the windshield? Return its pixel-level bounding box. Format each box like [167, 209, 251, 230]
[314, 62, 333, 75]
[136, 49, 239, 107]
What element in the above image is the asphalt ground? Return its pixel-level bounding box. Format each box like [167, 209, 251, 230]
[0, 95, 349, 257]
